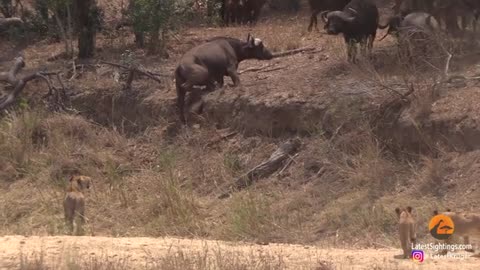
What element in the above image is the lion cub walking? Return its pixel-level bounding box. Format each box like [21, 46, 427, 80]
[395, 206, 417, 259]
[63, 175, 91, 235]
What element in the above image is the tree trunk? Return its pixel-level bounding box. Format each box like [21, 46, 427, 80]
[75, 0, 97, 59]
[128, 0, 145, 48]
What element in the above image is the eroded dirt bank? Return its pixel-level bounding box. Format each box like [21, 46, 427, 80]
[0, 235, 478, 270]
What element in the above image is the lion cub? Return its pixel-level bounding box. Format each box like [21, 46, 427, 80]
[63, 175, 91, 235]
[396, 206, 417, 259]
[434, 210, 480, 253]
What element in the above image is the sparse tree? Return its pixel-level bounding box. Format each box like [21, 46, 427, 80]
[130, 0, 175, 55]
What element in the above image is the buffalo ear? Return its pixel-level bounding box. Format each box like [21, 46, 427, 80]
[407, 206, 413, 213]
[395, 208, 401, 216]
[446, 208, 451, 212]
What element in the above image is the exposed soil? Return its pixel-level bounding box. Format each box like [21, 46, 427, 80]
[0, 235, 478, 270]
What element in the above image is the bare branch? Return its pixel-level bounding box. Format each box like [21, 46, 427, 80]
[0, 57, 63, 110]
[0, 17, 23, 28]
[100, 60, 164, 85]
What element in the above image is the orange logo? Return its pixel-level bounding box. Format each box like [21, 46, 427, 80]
[429, 214, 455, 240]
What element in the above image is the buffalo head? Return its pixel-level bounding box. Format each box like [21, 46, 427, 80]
[321, 10, 356, 35]
[243, 33, 273, 60]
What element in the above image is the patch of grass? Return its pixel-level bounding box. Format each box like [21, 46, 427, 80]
[225, 191, 274, 241]
[0, 110, 44, 178]
[19, 246, 287, 270]
[223, 152, 243, 177]
[323, 192, 398, 244]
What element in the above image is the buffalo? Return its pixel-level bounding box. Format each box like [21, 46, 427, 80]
[174, 34, 273, 124]
[307, 0, 351, 32]
[321, 0, 379, 62]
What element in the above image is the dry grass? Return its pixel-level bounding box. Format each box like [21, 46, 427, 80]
[2, 3, 480, 252]
[18, 246, 288, 270]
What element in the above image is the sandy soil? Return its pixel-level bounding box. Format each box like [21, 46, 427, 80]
[0, 235, 478, 269]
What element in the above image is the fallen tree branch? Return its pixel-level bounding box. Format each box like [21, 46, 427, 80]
[278, 153, 299, 176]
[272, 47, 316, 58]
[0, 17, 23, 28]
[443, 52, 452, 79]
[100, 60, 165, 89]
[0, 56, 64, 110]
[219, 138, 302, 199]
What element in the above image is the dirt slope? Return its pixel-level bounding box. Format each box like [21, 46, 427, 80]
[0, 235, 478, 270]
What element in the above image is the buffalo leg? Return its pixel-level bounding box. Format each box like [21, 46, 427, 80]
[360, 39, 367, 57]
[177, 86, 187, 124]
[346, 40, 357, 63]
[216, 76, 224, 88]
[308, 10, 319, 32]
[227, 67, 241, 86]
[367, 35, 375, 58]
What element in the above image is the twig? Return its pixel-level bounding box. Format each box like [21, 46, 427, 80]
[239, 64, 273, 74]
[272, 47, 316, 58]
[444, 52, 452, 78]
[240, 65, 287, 75]
[69, 60, 77, 81]
[100, 60, 164, 84]
[0, 57, 66, 111]
[278, 153, 299, 175]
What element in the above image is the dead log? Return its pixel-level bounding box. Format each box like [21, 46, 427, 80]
[100, 60, 165, 91]
[0, 17, 23, 28]
[0, 56, 63, 110]
[219, 138, 302, 199]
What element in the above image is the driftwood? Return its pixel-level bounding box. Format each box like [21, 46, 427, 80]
[272, 47, 316, 58]
[0, 17, 23, 29]
[219, 138, 302, 199]
[0, 56, 65, 110]
[100, 60, 165, 91]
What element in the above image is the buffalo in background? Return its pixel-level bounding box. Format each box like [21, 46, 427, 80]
[222, 0, 267, 26]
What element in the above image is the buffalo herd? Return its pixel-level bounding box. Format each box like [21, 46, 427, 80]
[176, 0, 480, 124]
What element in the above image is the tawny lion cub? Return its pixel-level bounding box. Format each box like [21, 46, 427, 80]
[63, 175, 91, 235]
[396, 206, 417, 259]
[434, 210, 480, 253]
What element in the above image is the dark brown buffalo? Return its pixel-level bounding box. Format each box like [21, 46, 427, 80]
[307, 0, 351, 32]
[175, 34, 273, 124]
[223, 0, 245, 25]
[393, 0, 435, 16]
[321, 0, 379, 62]
[243, 0, 267, 24]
